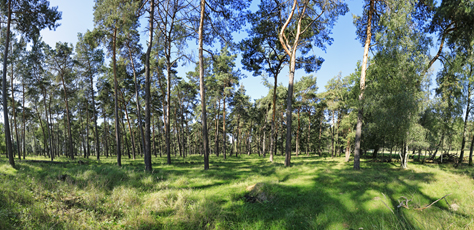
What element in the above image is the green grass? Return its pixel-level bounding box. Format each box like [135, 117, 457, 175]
[1, 153, 473, 229]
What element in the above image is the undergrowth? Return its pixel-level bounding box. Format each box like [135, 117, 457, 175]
[0, 153, 473, 229]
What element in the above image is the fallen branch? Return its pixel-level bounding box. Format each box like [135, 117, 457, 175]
[397, 196, 412, 209]
[414, 193, 451, 211]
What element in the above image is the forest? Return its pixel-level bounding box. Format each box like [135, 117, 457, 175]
[1, 0, 474, 229]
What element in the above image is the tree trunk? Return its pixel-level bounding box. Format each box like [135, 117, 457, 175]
[121, 114, 131, 159]
[10, 62, 21, 160]
[331, 110, 335, 157]
[198, 0, 209, 169]
[237, 114, 241, 156]
[89, 71, 100, 161]
[42, 89, 52, 161]
[2, 0, 14, 166]
[174, 107, 183, 157]
[296, 107, 300, 157]
[123, 100, 136, 159]
[103, 105, 109, 158]
[112, 28, 121, 166]
[318, 111, 323, 156]
[269, 74, 278, 162]
[345, 128, 351, 162]
[34, 100, 47, 158]
[306, 109, 311, 156]
[48, 93, 54, 159]
[86, 96, 90, 158]
[22, 83, 26, 159]
[284, 51, 296, 167]
[458, 78, 472, 166]
[215, 98, 220, 156]
[354, 0, 374, 170]
[469, 131, 474, 166]
[143, 0, 154, 171]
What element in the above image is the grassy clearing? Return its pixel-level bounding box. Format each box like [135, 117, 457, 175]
[1, 154, 473, 229]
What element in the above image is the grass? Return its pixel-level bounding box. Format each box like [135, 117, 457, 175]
[0, 153, 473, 229]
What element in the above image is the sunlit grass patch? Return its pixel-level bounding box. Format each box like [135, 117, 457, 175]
[0, 153, 473, 229]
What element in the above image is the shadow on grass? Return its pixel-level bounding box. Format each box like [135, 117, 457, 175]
[4, 154, 469, 229]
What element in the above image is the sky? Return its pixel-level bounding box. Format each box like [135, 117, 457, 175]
[40, 0, 437, 101]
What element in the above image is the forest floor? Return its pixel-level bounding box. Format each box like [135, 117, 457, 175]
[1, 153, 473, 229]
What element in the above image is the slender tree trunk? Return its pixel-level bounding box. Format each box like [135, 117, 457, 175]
[103, 106, 109, 158]
[307, 109, 311, 156]
[318, 110, 323, 156]
[469, 131, 474, 166]
[198, 0, 210, 169]
[89, 72, 100, 161]
[354, 0, 374, 170]
[144, 1, 154, 171]
[122, 100, 136, 159]
[112, 28, 121, 166]
[10, 62, 21, 160]
[237, 114, 241, 156]
[42, 90, 53, 161]
[458, 77, 473, 166]
[345, 128, 351, 162]
[269, 74, 278, 162]
[34, 100, 47, 159]
[284, 53, 296, 166]
[152, 113, 157, 157]
[48, 93, 54, 160]
[296, 107, 300, 157]
[22, 83, 26, 159]
[86, 97, 90, 158]
[174, 107, 183, 157]
[2, 0, 14, 166]
[121, 114, 131, 159]
[331, 110, 335, 157]
[215, 98, 221, 156]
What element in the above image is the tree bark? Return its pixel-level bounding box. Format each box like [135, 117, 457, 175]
[215, 98, 220, 156]
[143, 0, 154, 171]
[306, 108, 311, 156]
[10, 61, 21, 160]
[199, 0, 209, 169]
[269, 75, 277, 162]
[2, 0, 14, 167]
[458, 70, 473, 166]
[345, 128, 351, 162]
[469, 131, 474, 166]
[86, 96, 90, 158]
[42, 89, 52, 160]
[89, 72, 100, 160]
[112, 28, 122, 166]
[22, 82, 26, 159]
[296, 107, 300, 157]
[354, 0, 374, 170]
[222, 93, 227, 159]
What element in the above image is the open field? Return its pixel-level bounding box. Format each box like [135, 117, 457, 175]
[1, 154, 473, 229]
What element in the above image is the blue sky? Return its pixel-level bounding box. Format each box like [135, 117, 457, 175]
[41, 0, 438, 101]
